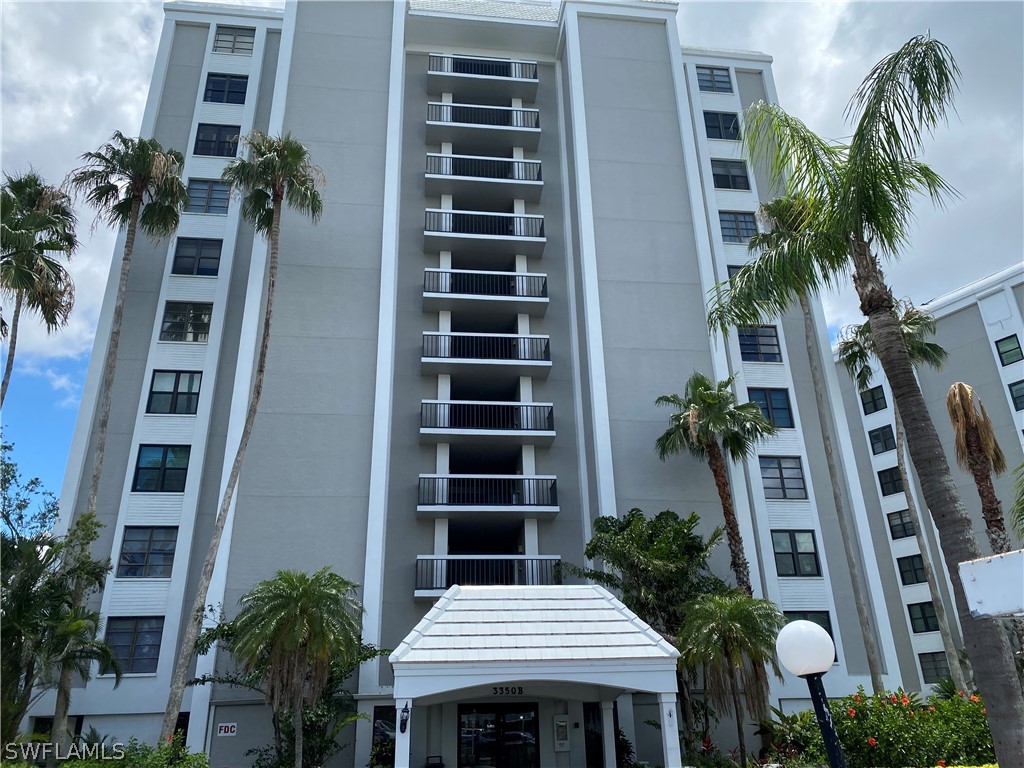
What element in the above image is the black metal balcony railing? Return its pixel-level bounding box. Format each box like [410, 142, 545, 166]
[421, 402, 554, 432]
[428, 54, 538, 81]
[418, 476, 558, 506]
[422, 333, 550, 362]
[424, 270, 548, 299]
[425, 154, 542, 182]
[416, 556, 560, 591]
[424, 210, 544, 239]
[426, 102, 540, 130]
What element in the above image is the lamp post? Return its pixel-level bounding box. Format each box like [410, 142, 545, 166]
[776, 620, 847, 768]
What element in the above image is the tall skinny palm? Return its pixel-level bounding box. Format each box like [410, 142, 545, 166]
[676, 592, 784, 768]
[837, 304, 967, 692]
[230, 568, 363, 768]
[745, 195, 885, 693]
[1, 171, 78, 407]
[946, 383, 1010, 553]
[161, 132, 324, 741]
[707, 35, 1024, 760]
[656, 372, 777, 595]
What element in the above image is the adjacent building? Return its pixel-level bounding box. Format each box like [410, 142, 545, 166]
[36, 0, 1020, 765]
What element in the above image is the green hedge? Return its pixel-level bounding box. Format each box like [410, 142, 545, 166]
[761, 687, 995, 768]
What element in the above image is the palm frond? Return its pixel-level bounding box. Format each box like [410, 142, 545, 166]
[946, 382, 1006, 474]
[1010, 462, 1024, 541]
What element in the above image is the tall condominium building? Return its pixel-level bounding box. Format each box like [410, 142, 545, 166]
[836, 264, 1024, 693]
[38, 0, 990, 765]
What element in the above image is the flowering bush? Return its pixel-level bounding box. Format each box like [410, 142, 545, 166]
[760, 687, 994, 767]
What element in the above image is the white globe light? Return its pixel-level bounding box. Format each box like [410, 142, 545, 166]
[776, 620, 836, 677]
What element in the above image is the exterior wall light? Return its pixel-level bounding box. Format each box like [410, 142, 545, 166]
[399, 702, 410, 734]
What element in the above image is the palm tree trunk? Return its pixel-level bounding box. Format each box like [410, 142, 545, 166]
[161, 196, 284, 741]
[798, 293, 885, 693]
[293, 700, 303, 768]
[46, 663, 75, 767]
[85, 195, 140, 518]
[677, 667, 696, 757]
[705, 441, 753, 595]
[728, 662, 746, 768]
[962, 426, 1013, 555]
[1, 291, 24, 407]
[852, 242, 1024, 766]
[894, 408, 968, 692]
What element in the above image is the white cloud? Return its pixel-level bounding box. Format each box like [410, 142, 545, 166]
[15, 360, 83, 409]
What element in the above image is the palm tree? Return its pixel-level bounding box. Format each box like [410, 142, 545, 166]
[229, 568, 363, 768]
[656, 372, 777, 595]
[744, 195, 885, 693]
[676, 592, 784, 768]
[837, 304, 967, 692]
[946, 383, 1010, 553]
[161, 132, 324, 741]
[67, 132, 187, 522]
[1011, 461, 1024, 542]
[1, 171, 78, 407]
[706, 35, 1024, 761]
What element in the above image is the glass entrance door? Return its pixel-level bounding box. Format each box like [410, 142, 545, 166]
[458, 703, 539, 768]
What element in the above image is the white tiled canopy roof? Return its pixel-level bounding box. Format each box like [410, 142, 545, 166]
[390, 584, 679, 665]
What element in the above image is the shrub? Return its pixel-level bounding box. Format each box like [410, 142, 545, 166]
[762, 687, 994, 768]
[70, 735, 209, 767]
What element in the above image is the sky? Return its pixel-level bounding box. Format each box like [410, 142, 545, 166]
[1, 0, 1022, 498]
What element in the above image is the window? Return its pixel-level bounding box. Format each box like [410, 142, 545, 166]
[897, 554, 927, 586]
[860, 385, 887, 415]
[704, 111, 740, 140]
[711, 160, 750, 190]
[908, 601, 939, 633]
[104, 617, 164, 674]
[213, 25, 255, 55]
[203, 73, 248, 104]
[194, 124, 239, 157]
[172, 238, 222, 276]
[748, 388, 794, 428]
[147, 371, 202, 415]
[919, 651, 951, 684]
[160, 302, 212, 342]
[117, 527, 177, 578]
[186, 180, 230, 214]
[727, 264, 744, 279]
[772, 530, 821, 577]
[878, 467, 904, 496]
[1010, 380, 1024, 411]
[760, 456, 808, 500]
[996, 335, 1023, 366]
[132, 445, 190, 493]
[783, 612, 835, 660]
[738, 325, 782, 362]
[868, 424, 896, 455]
[696, 65, 732, 93]
[719, 211, 758, 243]
[887, 509, 916, 540]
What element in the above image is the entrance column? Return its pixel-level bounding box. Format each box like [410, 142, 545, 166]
[395, 699, 412, 768]
[600, 700, 616, 768]
[657, 692, 683, 767]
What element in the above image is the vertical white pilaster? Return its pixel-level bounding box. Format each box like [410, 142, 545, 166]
[658, 692, 683, 767]
[600, 700, 616, 767]
[394, 700, 412, 768]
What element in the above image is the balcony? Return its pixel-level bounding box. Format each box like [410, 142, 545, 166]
[426, 102, 540, 152]
[417, 474, 558, 516]
[425, 154, 543, 205]
[424, 209, 546, 256]
[421, 332, 551, 378]
[427, 53, 539, 101]
[415, 555, 561, 597]
[423, 269, 548, 315]
[420, 401, 555, 445]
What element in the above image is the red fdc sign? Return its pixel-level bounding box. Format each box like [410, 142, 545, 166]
[216, 723, 237, 737]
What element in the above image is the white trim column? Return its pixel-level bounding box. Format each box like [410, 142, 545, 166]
[658, 692, 683, 767]
[600, 700, 616, 767]
[394, 699, 412, 768]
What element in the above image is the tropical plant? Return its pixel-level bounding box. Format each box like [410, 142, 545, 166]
[563, 508, 728, 754]
[1011, 460, 1024, 541]
[224, 568, 363, 768]
[946, 382, 1010, 553]
[705, 34, 1024, 761]
[837, 302, 967, 692]
[676, 592, 784, 768]
[162, 132, 324, 741]
[745, 194, 885, 693]
[0, 171, 78, 407]
[655, 372, 777, 596]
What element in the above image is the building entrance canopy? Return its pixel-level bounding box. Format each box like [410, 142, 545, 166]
[388, 584, 684, 767]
